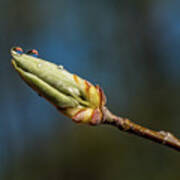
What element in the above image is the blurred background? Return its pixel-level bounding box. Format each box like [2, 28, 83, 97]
[0, 0, 180, 179]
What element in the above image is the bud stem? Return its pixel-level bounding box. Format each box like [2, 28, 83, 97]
[102, 107, 180, 152]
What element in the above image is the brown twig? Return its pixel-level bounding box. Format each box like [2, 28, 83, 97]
[11, 48, 180, 152]
[102, 107, 180, 152]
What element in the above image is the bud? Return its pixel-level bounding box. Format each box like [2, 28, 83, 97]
[11, 47, 106, 125]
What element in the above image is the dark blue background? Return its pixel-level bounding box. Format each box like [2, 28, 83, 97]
[0, 0, 180, 179]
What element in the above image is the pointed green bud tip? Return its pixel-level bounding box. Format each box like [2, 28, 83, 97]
[11, 47, 106, 125]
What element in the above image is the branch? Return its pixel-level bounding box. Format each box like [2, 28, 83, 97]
[102, 107, 180, 152]
[11, 47, 180, 152]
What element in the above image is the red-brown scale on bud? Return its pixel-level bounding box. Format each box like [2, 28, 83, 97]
[73, 74, 79, 84]
[96, 85, 106, 107]
[90, 108, 102, 125]
[84, 80, 91, 98]
[72, 108, 86, 123]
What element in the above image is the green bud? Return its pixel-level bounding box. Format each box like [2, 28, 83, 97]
[11, 47, 106, 125]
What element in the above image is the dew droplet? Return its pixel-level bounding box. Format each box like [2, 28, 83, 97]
[38, 63, 42, 68]
[68, 87, 79, 95]
[68, 87, 74, 93]
[58, 65, 64, 70]
[57, 81, 62, 87]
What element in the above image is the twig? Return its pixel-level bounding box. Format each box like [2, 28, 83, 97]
[102, 107, 180, 152]
[11, 47, 180, 152]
